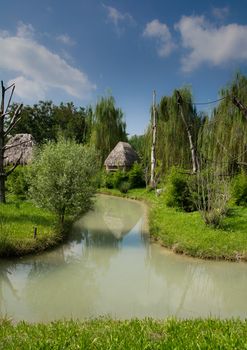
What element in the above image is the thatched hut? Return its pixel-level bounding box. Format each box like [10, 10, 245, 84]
[104, 141, 139, 172]
[4, 133, 35, 165]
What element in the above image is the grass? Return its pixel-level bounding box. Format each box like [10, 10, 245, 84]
[1, 318, 247, 349]
[0, 196, 61, 257]
[100, 188, 247, 261]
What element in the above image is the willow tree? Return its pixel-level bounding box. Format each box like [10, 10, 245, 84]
[90, 95, 127, 165]
[147, 87, 201, 178]
[199, 73, 247, 176]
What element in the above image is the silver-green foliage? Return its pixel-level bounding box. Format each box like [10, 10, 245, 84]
[29, 139, 99, 224]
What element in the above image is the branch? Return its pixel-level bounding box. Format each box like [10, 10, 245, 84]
[5, 85, 15, 113]
[5, 152, 23, 177]
[4, 103, 23, 136]
[3, 139, 31, 151]
[232, 96, 247, 121]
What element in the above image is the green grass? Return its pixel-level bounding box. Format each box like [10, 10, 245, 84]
[1, 318, 247, 349]
[0, 196, 61, 257]
[100, 188, 247, 261]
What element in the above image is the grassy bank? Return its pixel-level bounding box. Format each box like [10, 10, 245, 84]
[0, 197, 61, 257]
[100, 188, 247, 261]
[1, 318, 247, 349]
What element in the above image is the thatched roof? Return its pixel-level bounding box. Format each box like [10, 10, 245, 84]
[4, 133, 35, 165]
[104, 141, 139, 168]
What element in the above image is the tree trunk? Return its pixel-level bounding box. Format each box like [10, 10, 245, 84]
[150, 90, 157, 188]
[0, 81, 6, 203]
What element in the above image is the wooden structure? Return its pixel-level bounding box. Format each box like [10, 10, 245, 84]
[104, 141, 139, 172]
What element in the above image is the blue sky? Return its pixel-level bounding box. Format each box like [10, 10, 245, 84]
[1, 0, 247, 135]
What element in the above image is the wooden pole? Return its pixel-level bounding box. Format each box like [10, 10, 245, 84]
[150, 90, 157, 188]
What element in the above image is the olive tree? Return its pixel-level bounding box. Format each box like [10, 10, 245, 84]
[29, 139, 99, 226]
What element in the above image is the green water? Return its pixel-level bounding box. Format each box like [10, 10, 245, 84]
[0, 195, 247, 322]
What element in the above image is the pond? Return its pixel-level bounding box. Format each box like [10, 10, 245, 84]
[0, 195, 247, 322]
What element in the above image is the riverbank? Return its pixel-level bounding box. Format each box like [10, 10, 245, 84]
[99, 188, 247, 261]
[0, 197, 62, 257]
[1, 318, 247, 349]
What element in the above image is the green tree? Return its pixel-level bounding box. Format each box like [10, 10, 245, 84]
[90, 95, 127, 165]
[29, 139, 99, 226]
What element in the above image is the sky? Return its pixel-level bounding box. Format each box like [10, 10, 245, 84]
[1, 0, 247, 136]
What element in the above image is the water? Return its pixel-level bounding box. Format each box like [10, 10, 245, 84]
[1, 195, 247, 322]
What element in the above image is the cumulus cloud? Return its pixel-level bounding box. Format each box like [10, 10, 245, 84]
[175, 15, 247, 72]
[0, 23, 96, 101]
[103, 4, 135, 33]
[143, 19, 176, 57]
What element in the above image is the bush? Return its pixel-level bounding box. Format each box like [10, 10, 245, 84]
[29, 139, 99, 225]
[118, 181, 131, 193]
[164, 167, 195, 212]
[231, 173, 247, 206]
[193, 167, 230, 228]
[128, 163, 145, 188]
[113, 170, 128, 189]
[6, 165, 30, 198]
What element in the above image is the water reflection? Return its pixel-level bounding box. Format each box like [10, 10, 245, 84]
[0, 195, 247, 322]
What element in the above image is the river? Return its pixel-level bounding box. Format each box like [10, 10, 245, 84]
[0, 195, 247, 322]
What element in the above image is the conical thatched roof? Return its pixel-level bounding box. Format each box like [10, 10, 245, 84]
[104, 141, 139, 169]
[4, 133, 35, 165]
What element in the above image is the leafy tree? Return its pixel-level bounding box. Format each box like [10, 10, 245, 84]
[90, 95, 127, 165]
[29, 139, 99, 226]
[11, 101, 92, 144]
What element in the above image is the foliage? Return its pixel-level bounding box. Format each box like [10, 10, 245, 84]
[6, 165, 30, 198]
[1, 318, 247, 350]
[90, 95, 127, 165]
[102, 164, 145, 191]
[118, 181, 131, 193]
[128, 162, 145, 188]
[193, 166, 230, 227]
[164, 167, 195, 212]
[199, 73, 247, 176]
[29, 139, 99, 225]
[231, 173, 247, 206]
[9, 101, 92, 144]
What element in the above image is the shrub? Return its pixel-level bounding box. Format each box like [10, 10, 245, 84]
[113, 170, 128, 189]
[193, 167, 230, 227]
[6, 165, 30, 198]
[164, 167, 195, 212]
[128, 163, 145, 188]
[29, 139, 99, 225]
[118, 181, 131, 193]
[231, 173, 247, 206]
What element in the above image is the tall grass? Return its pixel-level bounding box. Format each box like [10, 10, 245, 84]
[0, 318, 247, 349]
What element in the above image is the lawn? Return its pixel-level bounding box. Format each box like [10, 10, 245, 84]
[0, 196, 60, 257]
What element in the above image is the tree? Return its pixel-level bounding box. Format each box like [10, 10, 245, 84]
[11, 101, 92, 144]
[90, 95, 127, 165]
[0, 81, 23, 203]
[29, 139, 99, 226]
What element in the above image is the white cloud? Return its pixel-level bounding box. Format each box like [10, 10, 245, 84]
[8, 76, 46, 101]
[143, 19, 176, 57]
[212, 6, 229, 20]
[56, 34, 75, 46]
[17, 22, 35, 39]
[103, 4, 135, 33]
[175, 15, 247, 72]
[0, 23, 96, 101]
